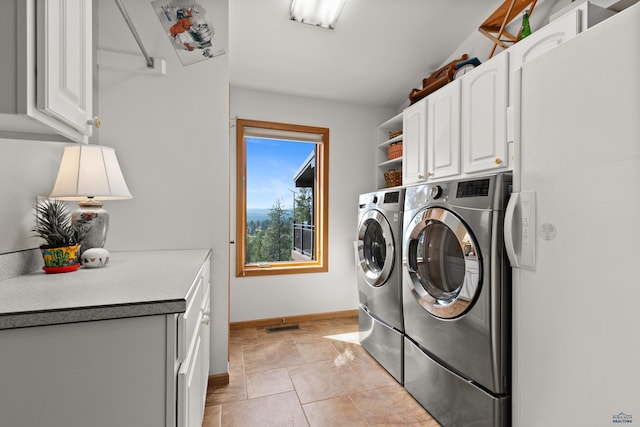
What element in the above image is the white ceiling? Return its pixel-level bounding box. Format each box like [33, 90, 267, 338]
[229, 0, 505, 108]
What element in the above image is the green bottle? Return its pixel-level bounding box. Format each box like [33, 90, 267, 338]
[519, 9, 532, 40]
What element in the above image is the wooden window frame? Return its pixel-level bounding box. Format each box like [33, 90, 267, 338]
[235, 119, 329, 277]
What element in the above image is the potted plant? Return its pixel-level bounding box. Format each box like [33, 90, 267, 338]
[32, 199, 90, 274]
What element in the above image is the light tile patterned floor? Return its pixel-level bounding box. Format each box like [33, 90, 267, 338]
[203, 316, 440, 426]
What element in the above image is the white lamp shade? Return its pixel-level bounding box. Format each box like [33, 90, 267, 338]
[49, 145, 133, 200]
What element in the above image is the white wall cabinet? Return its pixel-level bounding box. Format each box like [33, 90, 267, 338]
[402, 98, 428, 185]
[508, 8, 581, 108]
[427, 79, 461, 180]
[371, 1, 616, 189]
[461, 52, 509, 174]
[0, 0, 94, 143]
[507, 1, 616, 133]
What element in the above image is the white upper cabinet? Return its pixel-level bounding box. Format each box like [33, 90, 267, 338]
[461, 52, 509, 174]
[427, 79, 461, 180]
[0, 0, 93, 143]
[370, 1, 617, 189]
[508, 7, 583, 109]
[38, 0, 93, 136]
[402, 98, 428, 185]
[508, 2, 615, 109]
[507, 1, 616, 145]
[509, 9, 580, 75]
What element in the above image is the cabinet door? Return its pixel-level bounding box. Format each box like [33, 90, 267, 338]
[0, 316, 168, 427]
[38, 0, 93, 136]
[403, 99, 428, 185]
[508, 9, 580, 106]
[461, 53, 508, 174]
[178, 335, 204, 427]
[200, 267, 211, 407]
[427, 80, 461, 180]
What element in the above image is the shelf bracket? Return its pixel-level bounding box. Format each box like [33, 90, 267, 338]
[97, 49, 166, 76]
[114, 0, 156, 69]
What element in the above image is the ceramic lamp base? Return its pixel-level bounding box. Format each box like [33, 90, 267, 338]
[72, 200, 109, 256]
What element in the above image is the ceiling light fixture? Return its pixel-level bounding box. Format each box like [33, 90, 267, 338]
[290, 0, 347, 29]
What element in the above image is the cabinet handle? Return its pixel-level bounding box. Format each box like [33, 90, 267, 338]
[427, 172, 433, 177]
[418, 174, 424, 179]
[201, 310, 211, 325]
[87, 117, 101, 128]
[495, 158, 502, 165]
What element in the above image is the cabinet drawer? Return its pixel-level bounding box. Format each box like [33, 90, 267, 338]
[178, 275, 203, 363]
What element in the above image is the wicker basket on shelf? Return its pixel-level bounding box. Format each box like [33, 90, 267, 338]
[387, 142, 403, 160]
[384, 169, 402, 187]
[388, 130, 403, 139]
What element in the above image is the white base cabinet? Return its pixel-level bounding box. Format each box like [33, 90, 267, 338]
[0, 316, 171, 427]
[177, 257, 212, 427]
[0, 0, 93, 143]
[0, 254, 211, 427]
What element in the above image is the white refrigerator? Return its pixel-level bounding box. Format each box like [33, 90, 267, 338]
[505, 3, 640, 426]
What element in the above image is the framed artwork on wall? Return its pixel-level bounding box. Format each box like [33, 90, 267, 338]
[151, 0, 225, 65]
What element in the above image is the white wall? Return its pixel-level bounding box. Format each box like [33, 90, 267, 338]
[229, 87, 394, 322]
[0, 139, 71, 253]
[97, 0, 229, 375]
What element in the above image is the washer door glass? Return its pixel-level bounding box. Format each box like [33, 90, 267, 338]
[357, 210, 394, 287]
[405, 207, 481, 318]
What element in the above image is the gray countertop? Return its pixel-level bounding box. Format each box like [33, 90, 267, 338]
[0, 249, 211, 330]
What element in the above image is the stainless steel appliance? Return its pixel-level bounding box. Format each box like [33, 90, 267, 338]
[356, 189, 404, 383]
[402, 173, 512, 426]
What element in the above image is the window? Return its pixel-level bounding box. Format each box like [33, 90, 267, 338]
[235, 119, 329, 277]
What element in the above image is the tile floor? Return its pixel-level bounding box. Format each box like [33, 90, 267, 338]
[202, 316, 440, 426]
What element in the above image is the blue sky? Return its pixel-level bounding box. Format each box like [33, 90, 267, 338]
[246, 137, 315, 210]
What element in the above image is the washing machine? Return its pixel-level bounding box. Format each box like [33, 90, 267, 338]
[356, 188, 404, 384]
[402, 173, 512, 427]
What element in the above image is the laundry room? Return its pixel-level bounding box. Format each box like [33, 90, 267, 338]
[0, 0, 639, 426]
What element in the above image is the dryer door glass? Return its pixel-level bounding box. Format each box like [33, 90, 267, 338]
[364, 221, 386, 272]
[415, 222, 465, 297]
[406, 207, 481, 318]
[357, 210, 394, 287]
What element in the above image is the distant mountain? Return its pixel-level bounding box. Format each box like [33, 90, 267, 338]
[246, 208, 292, 223]
[246, 208, 271, 223]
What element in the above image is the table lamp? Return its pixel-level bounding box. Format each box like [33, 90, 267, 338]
[49, 145, 132, 255]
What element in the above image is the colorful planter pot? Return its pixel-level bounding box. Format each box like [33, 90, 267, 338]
[40, 244, 81, 274]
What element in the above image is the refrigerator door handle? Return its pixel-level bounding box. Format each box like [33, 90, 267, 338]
[504, 192, 520, 268]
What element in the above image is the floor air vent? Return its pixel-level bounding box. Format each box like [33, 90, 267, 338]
[266, 324, 300, 333]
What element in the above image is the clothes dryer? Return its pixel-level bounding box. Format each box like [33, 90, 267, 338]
[402, 173, 512, 426]
[356, 188, 404, 383]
